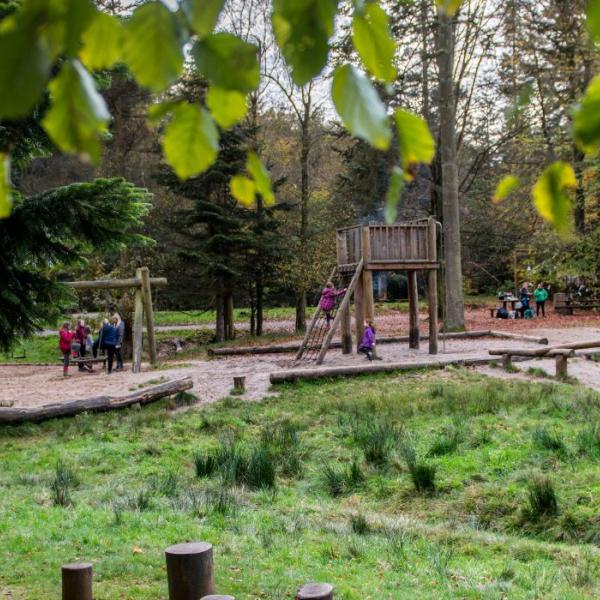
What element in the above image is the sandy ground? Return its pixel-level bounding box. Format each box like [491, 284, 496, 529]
[3, 325, 600, 409]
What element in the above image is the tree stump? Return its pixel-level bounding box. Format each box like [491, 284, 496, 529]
[555, 354, 568, 378]
[233, 376, 245, 392]
[501, 354, 512, 370]
[165, 542, 215, 600]
[62, 563, 93, 600]
[296, 583, 334, 600]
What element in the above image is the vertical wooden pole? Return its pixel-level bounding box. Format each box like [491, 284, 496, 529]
[354, 272, 365, 351]
[427, 269, 439, 355]
[226, 294, 235, 339]
[133, 268, 144, 374]
[555, 355, 568, 378]
[62, 563, 93, 600]
[408, 270, 420, 350]
[139, 267, 157, 366]
[165, 542, 215, 600]
[361, 227, 375, 322]
[296, 583, 334, 600]
[340, 301, 352, 354]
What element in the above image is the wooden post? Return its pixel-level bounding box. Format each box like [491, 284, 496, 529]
[361, 228, 375, 323]
[133, 268, 145, 374]
[501, 354, 512, 370]
[354, 269, 365, 352]
[555, 355, 568, 378]
[233, 376, 245, 392]
[139, 267, 157, 366]
[165, 542, 215, 600]
[408, 270, 420, 349]
[427, 270, 438, 355]
[62, 563, 93, 600]
[340, 300, 352, 354]
[296, 583, 334, 600]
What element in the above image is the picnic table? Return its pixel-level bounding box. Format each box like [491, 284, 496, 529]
[554, 292, 600, 315]
[489, 296, 521, 318]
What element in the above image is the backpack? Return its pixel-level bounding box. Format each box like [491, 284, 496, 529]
[524, 308, 534, 319]
[496, 307, 509, 319]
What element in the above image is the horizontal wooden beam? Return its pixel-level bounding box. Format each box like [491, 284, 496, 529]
[63, 277, 168, 290]
[366, 262, 439, 271]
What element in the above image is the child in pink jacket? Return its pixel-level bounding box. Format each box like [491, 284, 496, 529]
[319, 281, 346, 329]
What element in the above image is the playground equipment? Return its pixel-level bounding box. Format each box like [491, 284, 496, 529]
[296, 219, 440, 364]
[64, 267, 166, 373]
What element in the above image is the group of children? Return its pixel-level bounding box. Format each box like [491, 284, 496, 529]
[319, 280, 378, 361]
[59, 314, 125, 376]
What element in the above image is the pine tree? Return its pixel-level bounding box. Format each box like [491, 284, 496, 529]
[0, 178, 150, 350]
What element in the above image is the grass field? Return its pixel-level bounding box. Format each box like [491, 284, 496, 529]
[1, 370, 600, 598]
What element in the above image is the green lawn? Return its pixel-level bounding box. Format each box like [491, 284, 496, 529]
[1, 370, 599, 598]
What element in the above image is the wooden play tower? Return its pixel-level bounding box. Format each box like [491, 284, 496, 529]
[296, 218, 440, 364]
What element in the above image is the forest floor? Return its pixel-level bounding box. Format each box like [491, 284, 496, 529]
[2, 370, 600, 598]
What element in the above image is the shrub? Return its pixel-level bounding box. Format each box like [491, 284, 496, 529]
[528, 476, 558, 518]
[49, 460, 79, 507]
[402, 445, 436, 493]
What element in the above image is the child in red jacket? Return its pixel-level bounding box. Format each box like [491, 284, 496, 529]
[59, 322, 74, 377]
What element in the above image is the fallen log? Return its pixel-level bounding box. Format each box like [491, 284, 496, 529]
[269, 356, 494, 384]
[209, 330, 493, 357]
[489, 330, 548, 345]
[0, 376, 193, 425]
[489, 339, 600, 360]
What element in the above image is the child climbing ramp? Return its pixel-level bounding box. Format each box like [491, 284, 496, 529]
[319, 281, 347, 329]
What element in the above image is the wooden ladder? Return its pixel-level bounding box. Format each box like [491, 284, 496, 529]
[295, 259, 364, 364]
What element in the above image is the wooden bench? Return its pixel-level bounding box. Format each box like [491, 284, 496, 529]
[58, 356, 108, 369]
[554, 292, 600, 315]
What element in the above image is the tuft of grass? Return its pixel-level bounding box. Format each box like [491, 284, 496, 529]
[576, 424, 600, 458]
[167, 391, 198, 409]
[49, 460, 79, 507]
[129, 488, 152, 512]
[262, 420, 303, 478]
[194, 451, 219, 478]
[527, 367, 550, 379]
[350, 513, 370, 535]
[351, 417, 401, 466]
[427, 426, 461, 457]
[245, 444, 276, 489]
[402, 445, 436, 494]
[527, 476, 558, 518]
[204, 486, 238, 516]
[532, 427, 566, 453]
[322, 462, 346, 497]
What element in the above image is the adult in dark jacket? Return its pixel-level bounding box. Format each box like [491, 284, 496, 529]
[101, 321, 118, 374]
[93, 318, 108, 358]
[113, 313, 125, 371]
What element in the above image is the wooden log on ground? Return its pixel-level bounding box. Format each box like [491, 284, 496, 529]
[297, 583, 334, 600]
[489, 330, 548, 345]
[209, 330, 495, 357]
[62, 563, 93, 600]
[546, 349, 575, 357]
[0, 377, 193, 425]
[165, 542, 215, 600]
[489, 348, 548, 357]
[270, 357, 494, 384]
[64, 277, 167, 290]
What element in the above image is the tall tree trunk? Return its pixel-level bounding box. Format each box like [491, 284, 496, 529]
[256, 272, 264, 336]
[435, 9, 465, 331]
[573, 146, 586, 234]
[295, 94, 311, 333]
[215, 279, 225, 343]
[226, 292, 235, 340]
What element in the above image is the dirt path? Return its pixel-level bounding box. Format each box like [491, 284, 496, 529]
[4, 326, 600, 409]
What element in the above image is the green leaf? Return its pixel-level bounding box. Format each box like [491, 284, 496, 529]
[0, 27, 51, 119]
[162, 103, 219, 179]
[42, 60, 110, 163]
[332, 64, 391, 151]
[384, 166, 404, 224]
[532, 162, 576, 236]
[184, 0, 224, 38]
[206, 87, 248, 129]
[52, 0, 96, 57]
[352, 3, 397, 83]
[272, 0, 338, 86]
[230, 175, 256, 207]
[193, 33, 259, 94]
[0, 154, 12, 219]
[587, 0, 600, 42]
[573, 74, 600, 154]
[493, 175, 520, 204]
[247, 152, 275, 205]
[435, 0, 462, 16]
[147, 100, 182, 124]
[80, 11, 122, 70]
[122, 1, 183, 92]
[393, 109, 435, 177]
